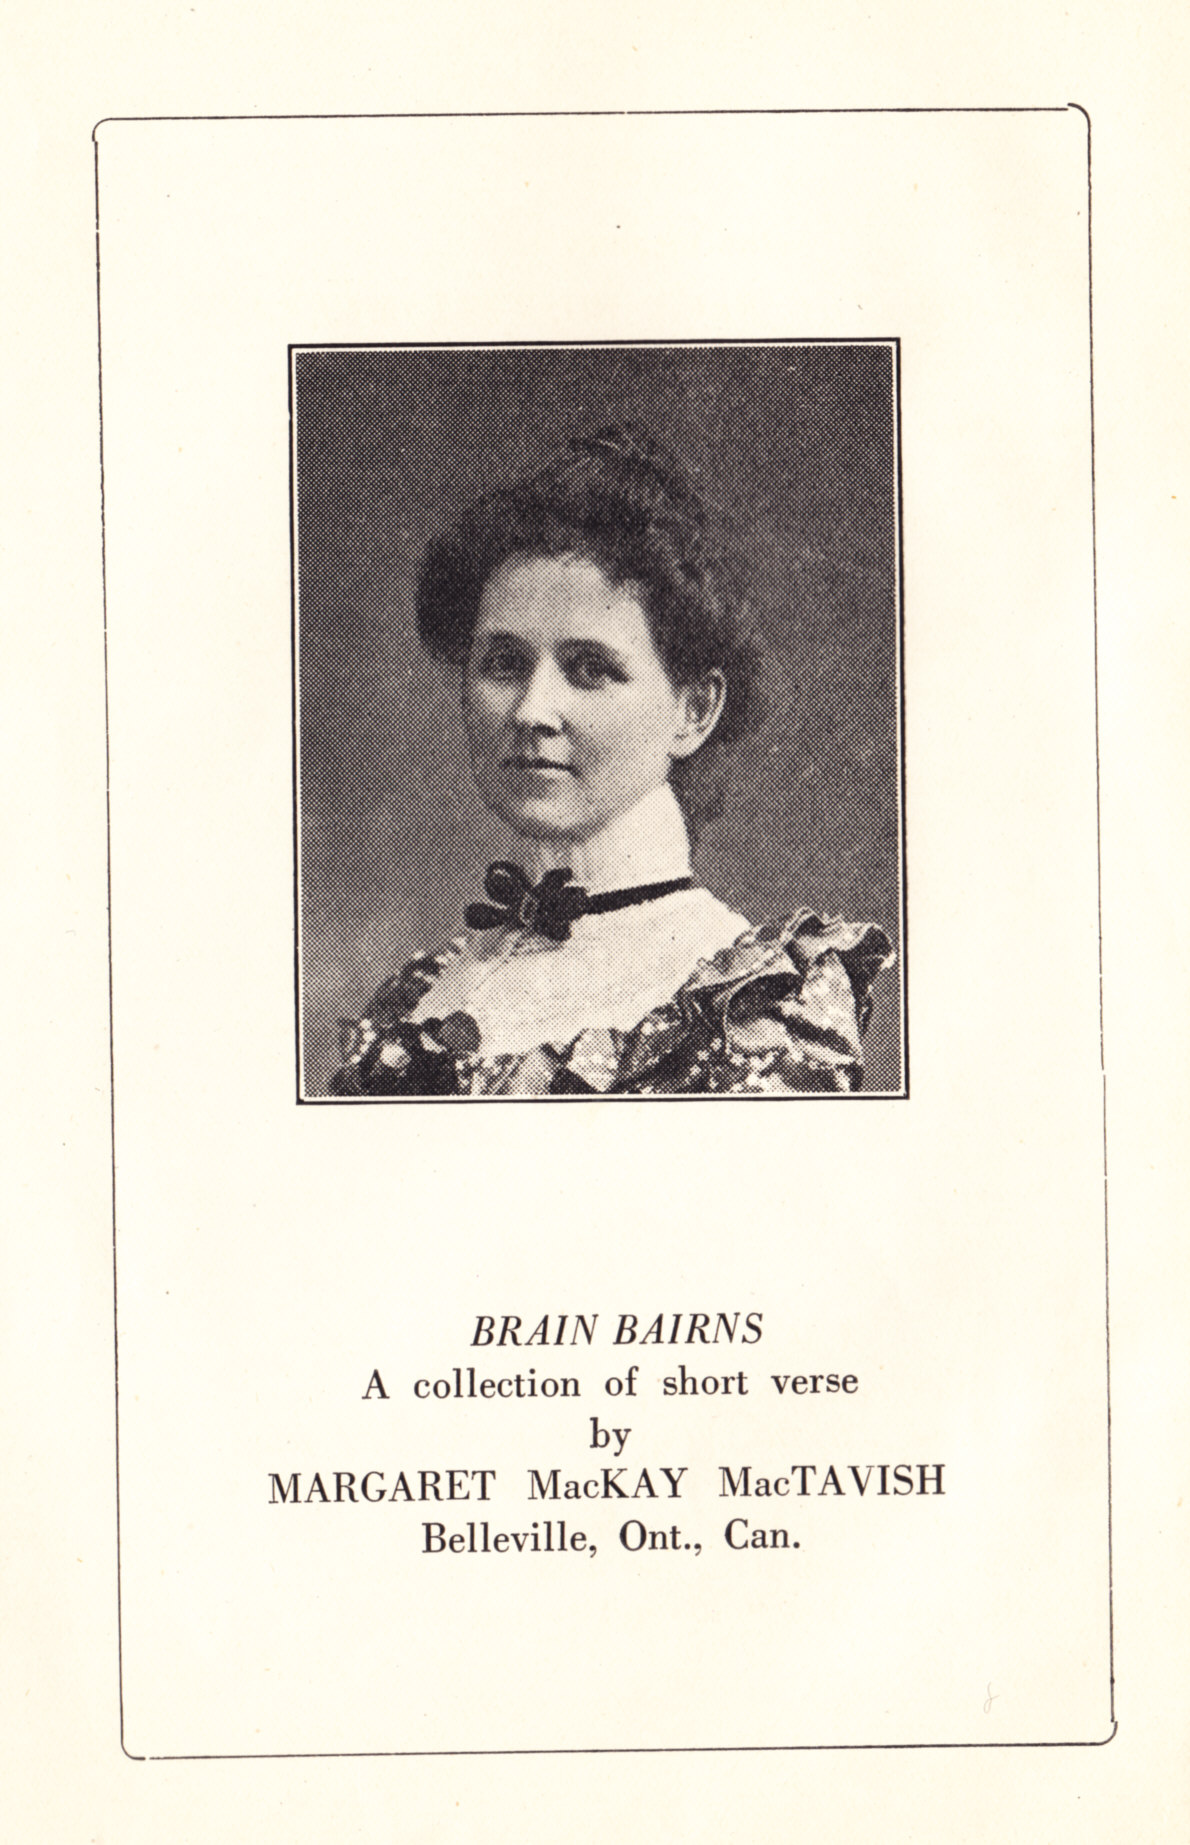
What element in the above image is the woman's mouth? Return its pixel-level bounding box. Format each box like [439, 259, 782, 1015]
[504, 756, 575, 775]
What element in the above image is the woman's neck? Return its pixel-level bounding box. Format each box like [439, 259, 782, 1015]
[526, 783, 692, 893]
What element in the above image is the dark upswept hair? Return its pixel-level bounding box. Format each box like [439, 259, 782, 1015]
[415, 423, 761, 829]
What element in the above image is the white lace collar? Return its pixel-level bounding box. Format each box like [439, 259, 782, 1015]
[410, 784, 748, 1055]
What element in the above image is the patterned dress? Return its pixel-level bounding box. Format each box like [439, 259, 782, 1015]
[331, 909, 893, 1098]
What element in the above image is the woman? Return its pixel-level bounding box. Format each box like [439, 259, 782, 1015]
[331, 425, 892, 1098]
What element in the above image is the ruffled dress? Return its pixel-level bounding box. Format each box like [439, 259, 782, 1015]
[331, 908, 893, 1098]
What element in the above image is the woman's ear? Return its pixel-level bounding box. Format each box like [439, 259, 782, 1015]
[671, 670, 727, 760]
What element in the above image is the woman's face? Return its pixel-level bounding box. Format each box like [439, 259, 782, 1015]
[463, 554, 722, 845]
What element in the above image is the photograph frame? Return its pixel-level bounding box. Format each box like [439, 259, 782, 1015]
[290, 335, 909, 1105]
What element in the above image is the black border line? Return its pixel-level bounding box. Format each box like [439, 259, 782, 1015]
[893, 339, 910, 1096]
[98, 103, 1113, 1760]
[1071, 99, 1116, 1732]
[94, 107, 1071, 134]
[94, 118, 131, 1766]
[289, 354, 305, 1101]
[288, 332, 908, 1106]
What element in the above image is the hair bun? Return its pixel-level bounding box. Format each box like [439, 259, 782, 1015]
[570, 423, 699, 512]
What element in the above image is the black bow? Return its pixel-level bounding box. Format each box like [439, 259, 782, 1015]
[465, 863, 589, 943]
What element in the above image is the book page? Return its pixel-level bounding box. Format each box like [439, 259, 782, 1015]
[96, 110, 1104, 1758]
[4, 10, 1187, 1841]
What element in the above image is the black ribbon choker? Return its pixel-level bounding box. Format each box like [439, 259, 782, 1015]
[465, 862, 695, 943]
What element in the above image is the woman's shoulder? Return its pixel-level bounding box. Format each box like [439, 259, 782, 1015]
[682, 909, 894, 1025]
[611, 907, 895, 1095]
[329, 942, 459, 1093]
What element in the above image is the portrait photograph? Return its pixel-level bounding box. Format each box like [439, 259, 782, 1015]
[294, 340, 906, 1100]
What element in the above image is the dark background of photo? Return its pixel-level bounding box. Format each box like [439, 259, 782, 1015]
[295, 343, 903, 1096]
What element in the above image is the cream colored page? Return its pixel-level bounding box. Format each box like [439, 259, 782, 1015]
[4, 6, 1188, 1842]
[98, 109, 1102, 1758]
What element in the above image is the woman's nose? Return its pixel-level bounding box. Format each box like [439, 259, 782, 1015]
[511, 660, 566, 731]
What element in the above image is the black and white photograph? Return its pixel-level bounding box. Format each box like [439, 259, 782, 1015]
[294, 342, 905, 1099]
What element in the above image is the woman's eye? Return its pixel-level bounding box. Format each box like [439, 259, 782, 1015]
[565, 652, 619, 688]
[476, 643, 528, 681]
